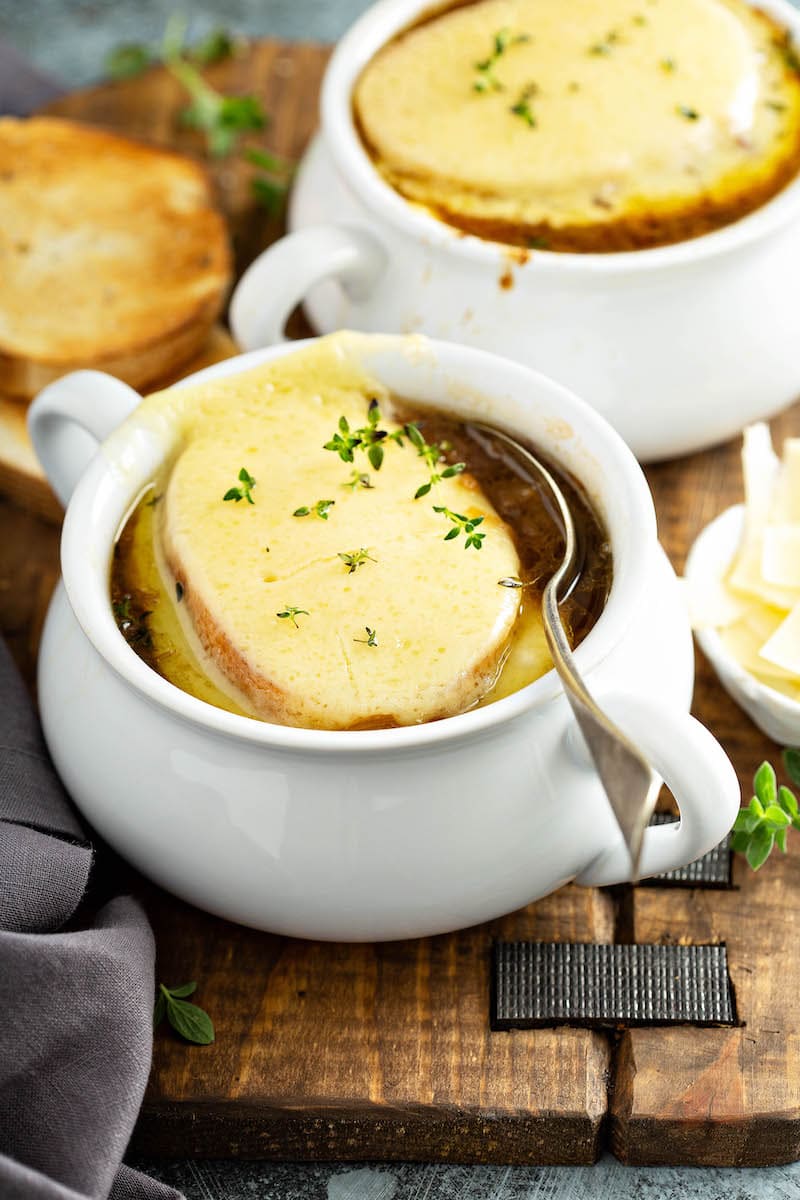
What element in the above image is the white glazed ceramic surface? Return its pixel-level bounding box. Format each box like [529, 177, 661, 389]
[688, 504, 800, 744]
[29, 334, 740, 940]
[228, 0, 800, 463]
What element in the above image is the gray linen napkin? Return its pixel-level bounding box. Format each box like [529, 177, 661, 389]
[0, 636, 181, 1199]
[0, 43, 183, 1200]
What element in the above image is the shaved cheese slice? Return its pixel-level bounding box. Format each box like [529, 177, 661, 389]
[770, 439, 800, 523]
[759, 602, 800, 676]
[685, 570, 746, 629]
[729, 423, 780, 597]
[762, 524, 800, 587]
[721, 621, 800, 683]
[740, 601, 787, 644]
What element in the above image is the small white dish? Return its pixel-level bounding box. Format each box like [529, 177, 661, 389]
[687, 504, 800, 745]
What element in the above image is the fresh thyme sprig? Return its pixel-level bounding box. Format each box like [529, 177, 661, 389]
[276, 605, 309, 628]
[344, 470, 374, 491]
[154, 981, 215, 1045]
[223, 467, 256, 504]
[404, 422, 465, 498]
[293, 499, 335, 520]
[104, 19, 291, 210]
[354, 627, 378, 647]
[732, 754, 800, 869]
[473, 28, 530, 93]
[433, 506, 486, 550]
[510, 84, 538, 127]
[338, 548, 377, 574]
[324, 400, 404, 472]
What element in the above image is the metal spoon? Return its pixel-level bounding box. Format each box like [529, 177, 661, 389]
[470, 421, 660, 879]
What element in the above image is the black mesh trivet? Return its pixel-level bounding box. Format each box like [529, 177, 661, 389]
[492, 942, 735, 1029]
[640, 813, 733, 888]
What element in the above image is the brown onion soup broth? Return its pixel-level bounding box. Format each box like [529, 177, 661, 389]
[111, 405, 612, 721]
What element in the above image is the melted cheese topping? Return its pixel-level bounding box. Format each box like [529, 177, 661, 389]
[149, 334, 526, 729]
[354, 0, 800, 251]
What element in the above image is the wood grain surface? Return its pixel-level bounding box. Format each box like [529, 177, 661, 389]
[1, 40, 799, 1166]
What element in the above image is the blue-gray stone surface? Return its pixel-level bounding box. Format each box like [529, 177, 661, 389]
[2, 1, 800, 1194]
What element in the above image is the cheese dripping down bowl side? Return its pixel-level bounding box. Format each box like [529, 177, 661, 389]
[230, 0, 800, 462]
[28, 330, 739, 940]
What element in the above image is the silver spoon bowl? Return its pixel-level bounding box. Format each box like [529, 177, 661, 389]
[470, 421, 660, 878]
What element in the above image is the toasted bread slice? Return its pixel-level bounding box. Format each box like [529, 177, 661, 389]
[157, 333, 522, 729]
[0, 117, 231, 398]
[0, 325, 239, 523]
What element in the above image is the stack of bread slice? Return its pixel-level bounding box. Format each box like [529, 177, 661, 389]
[0, 116, 233, 519]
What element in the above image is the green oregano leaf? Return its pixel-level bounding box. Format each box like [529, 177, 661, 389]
[154, 982, 214, 1044]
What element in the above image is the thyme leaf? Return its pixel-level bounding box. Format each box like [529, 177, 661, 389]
[338, 548, 377, 574]
[473, 28, 530, 93]
[293, 499, 335, 520]
[433, 506, 486, 550]
[223, 467, 256, 504]
[276, 606, 309, 628]
[354, 627, 378, 647]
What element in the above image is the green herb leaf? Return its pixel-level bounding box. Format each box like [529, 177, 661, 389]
[746, 824, 775, 871]
[106, 43, 154, 80]
[754, 761, 778, 807]
[155, 982, 214, 1044]
[223, 466, 256, 504]
[247, 147, 293, 215]
[170, 56, 266, 156]
[338, 548, 377, 574]
[676, 104, 700, 120]
[344, 471, 374, 491]
[733, 760, 800, 869]
[324, 401, 397, 471]
[510, 86, 537, 127]
[276, 606, 309, 628]
[783, 747, 800, 787]
[294, 499, 335, 520]
[191, 27, 236, 66]
[472, 28, 530, 93]
[354, 626, 378, 647]
[167, 981, 197, 998]
[165, 998, 215, 1045]
[779, 784, 799, 818]
[433, 505, 486, 550]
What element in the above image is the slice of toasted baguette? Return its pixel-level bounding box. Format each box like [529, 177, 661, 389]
[0, 117, 232, 398]
[158, 333, 523, 730]
[0, 325, 239, 523]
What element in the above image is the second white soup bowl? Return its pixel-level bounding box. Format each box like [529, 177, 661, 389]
[230, 0, 800, 462]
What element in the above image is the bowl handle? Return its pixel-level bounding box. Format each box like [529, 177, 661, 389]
[573, 693, 740, 886]
[28, 371, 142, 507]
[229, 223, 387, 350]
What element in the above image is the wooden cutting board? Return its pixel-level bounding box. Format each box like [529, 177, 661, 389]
[1, 40, 799, 1166]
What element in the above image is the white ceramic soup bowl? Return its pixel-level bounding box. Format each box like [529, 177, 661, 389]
[229, 0, 800, 463]
[29, 332, 739, 940]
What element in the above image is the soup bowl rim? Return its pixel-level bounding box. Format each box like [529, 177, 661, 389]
[320, 0, 800, 274]
[58, 333, 655, 754]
